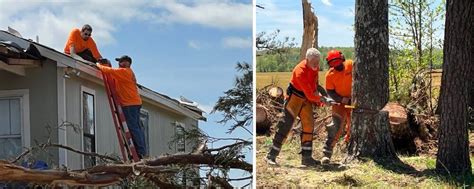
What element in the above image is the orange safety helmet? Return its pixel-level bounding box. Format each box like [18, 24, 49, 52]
[326, 50, 345, 67]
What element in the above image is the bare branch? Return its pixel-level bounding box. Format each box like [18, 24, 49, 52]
[11, 143, 120, 164]
[144, 153, 252, 172]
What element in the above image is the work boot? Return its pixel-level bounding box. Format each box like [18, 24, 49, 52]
[266, 155, 277, 165]
[301, 142, 319, 166]
[321, 156, 330, 165]
[302, 156, 320, 166]
[266, 146, 280, 165]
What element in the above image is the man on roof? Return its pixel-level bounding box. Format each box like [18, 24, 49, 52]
[64, 24, 102, 62]
[96, 55, 146, 159]
[265, 48, 323, 167]
[321, 49, 353, 164]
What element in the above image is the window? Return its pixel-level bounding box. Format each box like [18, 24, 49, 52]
[82, 91, 95, 168]
[139, 109, 149, 154]
[175, 122, 185, 152]
[0, 98, 22, 159]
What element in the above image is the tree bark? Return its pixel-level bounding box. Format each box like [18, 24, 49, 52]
[347, 0, 397, 161]
[436, 0, 473, 174]
[300, 0, 318, 60]
[0, 152, 252, 187]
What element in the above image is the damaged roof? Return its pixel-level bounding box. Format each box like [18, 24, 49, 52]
[0, 30, 206, 121]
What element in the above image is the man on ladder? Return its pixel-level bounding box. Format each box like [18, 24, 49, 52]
[96, 55, 146, 159]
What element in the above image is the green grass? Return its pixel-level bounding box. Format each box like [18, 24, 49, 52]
[256, 71, 327, 89]
[257, 135, 474, 188]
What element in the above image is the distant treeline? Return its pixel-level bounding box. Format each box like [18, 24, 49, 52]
[256, 47, 354, 72]
[256, 47, 443, 72]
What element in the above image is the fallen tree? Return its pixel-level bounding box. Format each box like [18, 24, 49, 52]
[0, 63, 253, 188]
[0, 135, 252, 188]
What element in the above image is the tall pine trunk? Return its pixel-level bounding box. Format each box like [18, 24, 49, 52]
[436, 0, 473, 174]
[346, 0, 397, 161]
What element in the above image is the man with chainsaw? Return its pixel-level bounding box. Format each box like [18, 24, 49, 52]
[96, 55, 146, 159]
[64, 24, 102, 62]
[266, 48, 323, 166]
[321, 50, 353, 164]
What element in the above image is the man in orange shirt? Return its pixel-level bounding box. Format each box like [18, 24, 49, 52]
[321, 50, 353, 164]
[96, 55, 146, 158]
[64, 24, 102, 62]
[266, 48, 322, 166]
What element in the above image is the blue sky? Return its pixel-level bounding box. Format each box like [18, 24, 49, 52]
[0, 0, 252, 187]
[257, 0, 445, 48]
[257, 0, 356, 47]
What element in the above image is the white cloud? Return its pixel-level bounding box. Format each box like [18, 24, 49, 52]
[152, 1, 252, 29]
[188, 40, 201, 49]
[321, 0, 333, 6]
[222, 36, 252, 49]
[0, 0, 251, 52]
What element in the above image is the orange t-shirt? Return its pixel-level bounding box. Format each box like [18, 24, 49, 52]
[325, 60, 353, 97]
[64, 28, 102, 60]
[290, 59, 320, 103]
[97, 64, 142, 106]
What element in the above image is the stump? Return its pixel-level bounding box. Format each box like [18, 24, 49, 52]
[256, 105, 272, 135]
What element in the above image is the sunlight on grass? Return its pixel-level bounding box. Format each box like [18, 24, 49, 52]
[257, 135, 474, 188]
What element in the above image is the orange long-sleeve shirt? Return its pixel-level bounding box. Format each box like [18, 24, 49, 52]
[64, 28, 102, 60]
[96, 64, 142, 106]
[325, 60, 353, 97]
[290, 59, 321, 104]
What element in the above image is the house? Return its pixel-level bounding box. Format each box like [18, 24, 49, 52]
[0, 30, 206, 170]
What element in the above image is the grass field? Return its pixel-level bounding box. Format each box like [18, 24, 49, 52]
[256, 72, 327, 89]
[257, 135, 474, 188]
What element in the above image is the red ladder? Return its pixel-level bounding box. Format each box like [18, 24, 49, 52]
[101, 71, 140, 162]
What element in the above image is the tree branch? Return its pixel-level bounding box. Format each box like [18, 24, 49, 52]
[144, 153, 252, 172]
[11, 143, 120, 164]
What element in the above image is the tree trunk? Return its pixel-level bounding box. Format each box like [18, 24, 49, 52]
[347, 0, 397, 161]
[436, 0, 473, 174]
[300, 0, 318, 60]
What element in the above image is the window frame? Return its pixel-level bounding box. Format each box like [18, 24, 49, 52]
[175, 122, 186, 153]
[80, 86, 97, 168]
[139, 109, 150, 154]
[0, 89, 30, 159]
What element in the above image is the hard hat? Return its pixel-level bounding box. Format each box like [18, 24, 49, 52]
[326, 50, 345, 67]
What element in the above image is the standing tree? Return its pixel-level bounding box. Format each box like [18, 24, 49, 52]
[212, 62, 253, 135]
[436, 0, 473, 175]
[346, 0, 397, 161]
[300, 0, 318, 60]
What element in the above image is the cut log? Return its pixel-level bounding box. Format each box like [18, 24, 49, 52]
[256, 104, 271, 135]
[268, 86, 283, 99]
[383, 102, 410, 139]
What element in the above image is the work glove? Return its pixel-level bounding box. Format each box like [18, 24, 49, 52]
[341, 97, 351, 105]
[321, 96, 338, 106]
[98, 58, 112, 67]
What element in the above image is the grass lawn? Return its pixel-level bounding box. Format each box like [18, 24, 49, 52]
[256, 135, 474, 188]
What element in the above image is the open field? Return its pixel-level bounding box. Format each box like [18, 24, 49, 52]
[257, 135, 474, 188]
[256, 72, 327, 89]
